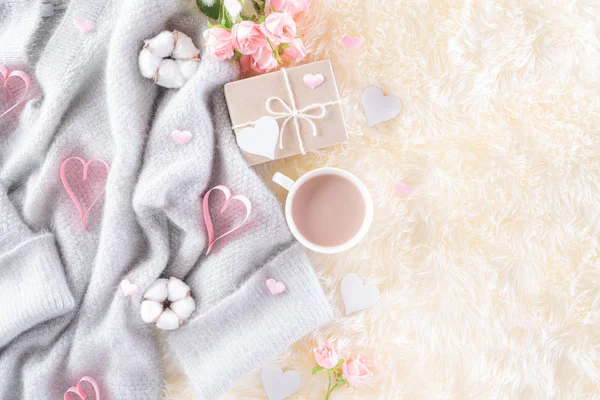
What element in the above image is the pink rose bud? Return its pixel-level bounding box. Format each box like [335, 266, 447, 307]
[203, 27, 234, 60]
[261, 12, 297, 45]
[341, 356, 370, 386]
[231, 21, 267, 55]
[250, 44, 279, 73]
[238, 54, 251, 73]
[267, 0, 312, 16]
[284, 37, 307, 62]
[313, 342, 339, 369]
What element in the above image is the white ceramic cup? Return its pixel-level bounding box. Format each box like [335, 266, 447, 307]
[272, 167, 374, 254]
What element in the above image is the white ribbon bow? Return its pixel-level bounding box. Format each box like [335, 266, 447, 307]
[265, 96, 328, 153]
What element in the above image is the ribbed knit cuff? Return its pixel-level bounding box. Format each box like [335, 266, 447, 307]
[0, 233, 75, 347]
[167, 242, 333, 399]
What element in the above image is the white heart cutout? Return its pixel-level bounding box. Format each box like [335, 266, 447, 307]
[236, 116, 279, 160]
[361, 86, 401, 127]
[261, 365, 302, 400]
[340, 273, 380, 315]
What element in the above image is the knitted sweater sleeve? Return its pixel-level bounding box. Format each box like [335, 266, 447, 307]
[131, 36, 332, 398]
[0, 187, 75, 347]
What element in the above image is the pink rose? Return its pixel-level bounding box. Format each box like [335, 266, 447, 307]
[231, 21, 267, 55]
[284, 37, 306, 61]
[267, 0, 312, 16]
[341, 357, 370, 386]
[261, 12, 296, 45]
[313, 343, 339, 369]
[250, 44, 279, 73]
[203, 27, 234, 60]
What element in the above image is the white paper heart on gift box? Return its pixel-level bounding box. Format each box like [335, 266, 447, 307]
[236, 116, 279, 160]
[261, 365, 302, 400]
[361, 86, 401, 127]
[341, 273, 380, 315]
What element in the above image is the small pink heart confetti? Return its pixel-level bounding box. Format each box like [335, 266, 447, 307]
[396, 181, 414, 195]
[120, 279, 139, 296]
[302, 73, 325, 89]
[171, 129, 193, 145]
[342, 35, 363, 50]
[73, 18, 95, 33]
[266, 278, 286, 295]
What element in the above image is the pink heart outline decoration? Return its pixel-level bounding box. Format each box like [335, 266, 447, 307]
[302, 73, 325, 89]
[203, 185, 252, 255]
[63, 376, 101, 400]
[266, 278, 286, 295]
[0, 65, 31, 119]
[342, 35, 363, 50]
[73, 18, 95, 33]
[171, 129, 193, 144]
[60, 157, 110, 230]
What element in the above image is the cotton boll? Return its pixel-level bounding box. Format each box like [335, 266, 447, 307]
[224, 0, 243, 18]
[144, 278, 168, 302]
[170, 296, 196, 321]
[172, 31, 200, 60]
[167, 277, 191, 302]
[138, 48, 161, 79]
[176, 59, 199, 81]
[156, 309, 180, 331]
[156, 59, 186, 89]
[140, 300, 164, 323]
[144, 30, 175, 58]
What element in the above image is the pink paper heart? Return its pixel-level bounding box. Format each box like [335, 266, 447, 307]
[73, 18, 95, 33]
[64, 376, 101, 400]
[302, 73, 325, 89]
[396, 181, 414, 195]
[342, 35, 363, 50]
[266, 278, 286, 295]
[171, 129, 192, 144]
[203, 185, 252, 255]
[120, 279, 139, 296]
[60, 157, 110, 230]
[0, 65, 31, 119]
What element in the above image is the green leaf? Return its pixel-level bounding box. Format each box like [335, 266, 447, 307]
[196, 0, 221, 20]
[221, 6, 234, 29]
[257, 15, 266, 23]
[339, 379, 349, 386]
[337, 359, 345, 367]
[232, 51, 242, 61]
[312, 366, 324, 375]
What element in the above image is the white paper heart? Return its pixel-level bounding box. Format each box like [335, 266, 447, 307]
[361, 86, 401, 127]
[340, 273, 380, 315]
[261, 365, 302, 400]
[236, 116, 279, 160]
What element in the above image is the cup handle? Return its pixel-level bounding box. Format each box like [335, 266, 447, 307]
[272, 172, 295, 191]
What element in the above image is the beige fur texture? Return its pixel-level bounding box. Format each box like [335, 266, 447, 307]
[163, 0, 600, 398]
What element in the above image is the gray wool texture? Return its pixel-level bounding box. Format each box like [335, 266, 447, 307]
[0, 0, 332, 398]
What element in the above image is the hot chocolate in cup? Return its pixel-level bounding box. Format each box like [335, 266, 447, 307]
[273, 167, 373, 254]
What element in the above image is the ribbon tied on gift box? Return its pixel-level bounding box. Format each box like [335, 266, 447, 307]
[232, 68, 342, 154]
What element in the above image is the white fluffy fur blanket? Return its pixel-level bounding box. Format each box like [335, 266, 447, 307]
[164, 0, 600, 398]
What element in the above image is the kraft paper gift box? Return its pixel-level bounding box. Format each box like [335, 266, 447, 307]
[224, 60, 348, 166]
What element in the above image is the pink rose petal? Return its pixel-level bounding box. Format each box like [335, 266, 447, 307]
[396, 181, 414, 195]
[342, 35, 363, 50]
